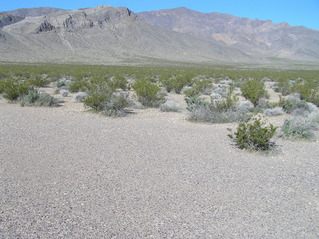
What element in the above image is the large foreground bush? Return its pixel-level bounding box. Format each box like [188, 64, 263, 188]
[228, 116, 277, 151]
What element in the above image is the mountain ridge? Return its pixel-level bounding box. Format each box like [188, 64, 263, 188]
[0, 5, 318, 64]
[0, 6, 251, 64]
[138, 7, 319, 62]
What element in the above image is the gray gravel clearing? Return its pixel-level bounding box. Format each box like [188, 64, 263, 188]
[1, 102, 319, 239]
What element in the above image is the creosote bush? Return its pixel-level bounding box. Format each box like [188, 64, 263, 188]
[240, 79, 268, 106]
[69, 80, 89, 93]
[292, 80, 319, 107]
[84, 81, 129, 117]
[1, 78, 32, 101]
[107, 74, 128, 92]
[160, 75, 193, 94]
[228, 116, 277, 151]
[133, 78, 163, 107]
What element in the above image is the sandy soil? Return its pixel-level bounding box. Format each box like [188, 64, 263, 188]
[1, 92, 319, 238]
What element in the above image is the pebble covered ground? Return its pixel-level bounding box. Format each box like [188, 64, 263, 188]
[1, 96, 319, 238]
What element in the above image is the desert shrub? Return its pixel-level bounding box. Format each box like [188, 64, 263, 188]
[133, 78, 163, 107]
[240, 79, 268, 106]
[183, 79, 213, 97]
[73, 92, 88, 102]
[186, 94, 249, 123]
[238, 100, 254, 113]
[183, 87, 200, 98]
[213, 85, 230, 97]
[0, 80, 5, 94]
[28, 77, 50, 87]
[281, 116, 317, 140]
[213, 92, 239, 112]
[1, 79, 32, 101]
[263, 107, 284, 116]
[20, 89, 60, 107]
[84, 84, 129, 117]
[189, 106, 249, 123]
[101, 94, 129, 117]
[192, 78, 213, 95]
[160, 99, 180, 112]
[107, 74, 128, 91]
[292, 80, 319, 106]
[274, 79, 293, 96]
[56, 80, 66, 88]
[185, 96, 207, 112]
[160, 77, 174, 93]
[228, 116, 277, 151]
[59, 89, 69, 97]
[279, 95, 310, 114]
[161, 75, 193, 94]
[69, 80, 89, 93]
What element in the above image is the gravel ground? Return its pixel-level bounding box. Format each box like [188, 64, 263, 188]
[1, 100, 319, 239]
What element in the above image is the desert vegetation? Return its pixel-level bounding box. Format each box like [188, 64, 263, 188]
[1, 63, 319, 151]
[228, 116, 277, 151]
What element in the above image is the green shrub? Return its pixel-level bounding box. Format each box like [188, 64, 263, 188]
[69, 80, 89, 93]
[274, 79, 293, 96]
[240, 79, 268, 106]
[133, 78, 163, 107]
[84, 87, 129, 117]
[161, 75, 193, 94]
[183, 87, 200, 98]
[101, 94, 129, 117]
[27, 76, 50, 88]
[56, 80, 66, 88]
[160, 76, 174, 93]
[185, 96, 207, 112]
[0, 80, 5, 94]
[292, 81, 319, 106]
[1, 79, 32, 101]
[281, 116, 317, 140]
[228, 116, 277, 151]
[192, 78, 212, 94]
[213, 92, 239, 112]
[107, 74, 128, 91]
[20, 89, 60, 107]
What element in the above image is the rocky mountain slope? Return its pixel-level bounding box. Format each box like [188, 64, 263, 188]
[0, 5, 318, 64]
[138, 7, 319, 62]
[2, 7, 65, 18]
[0, 6, 251, 64]
[0, 14, 24, 28]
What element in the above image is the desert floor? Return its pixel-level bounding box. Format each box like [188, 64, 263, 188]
[1, 93, 319, 238]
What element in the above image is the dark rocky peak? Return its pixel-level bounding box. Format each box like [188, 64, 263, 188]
[0, 14, 24, 28]
[36, 20, 55, 33]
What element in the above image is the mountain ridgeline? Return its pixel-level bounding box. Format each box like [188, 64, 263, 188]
[0, 5, 318, 64]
